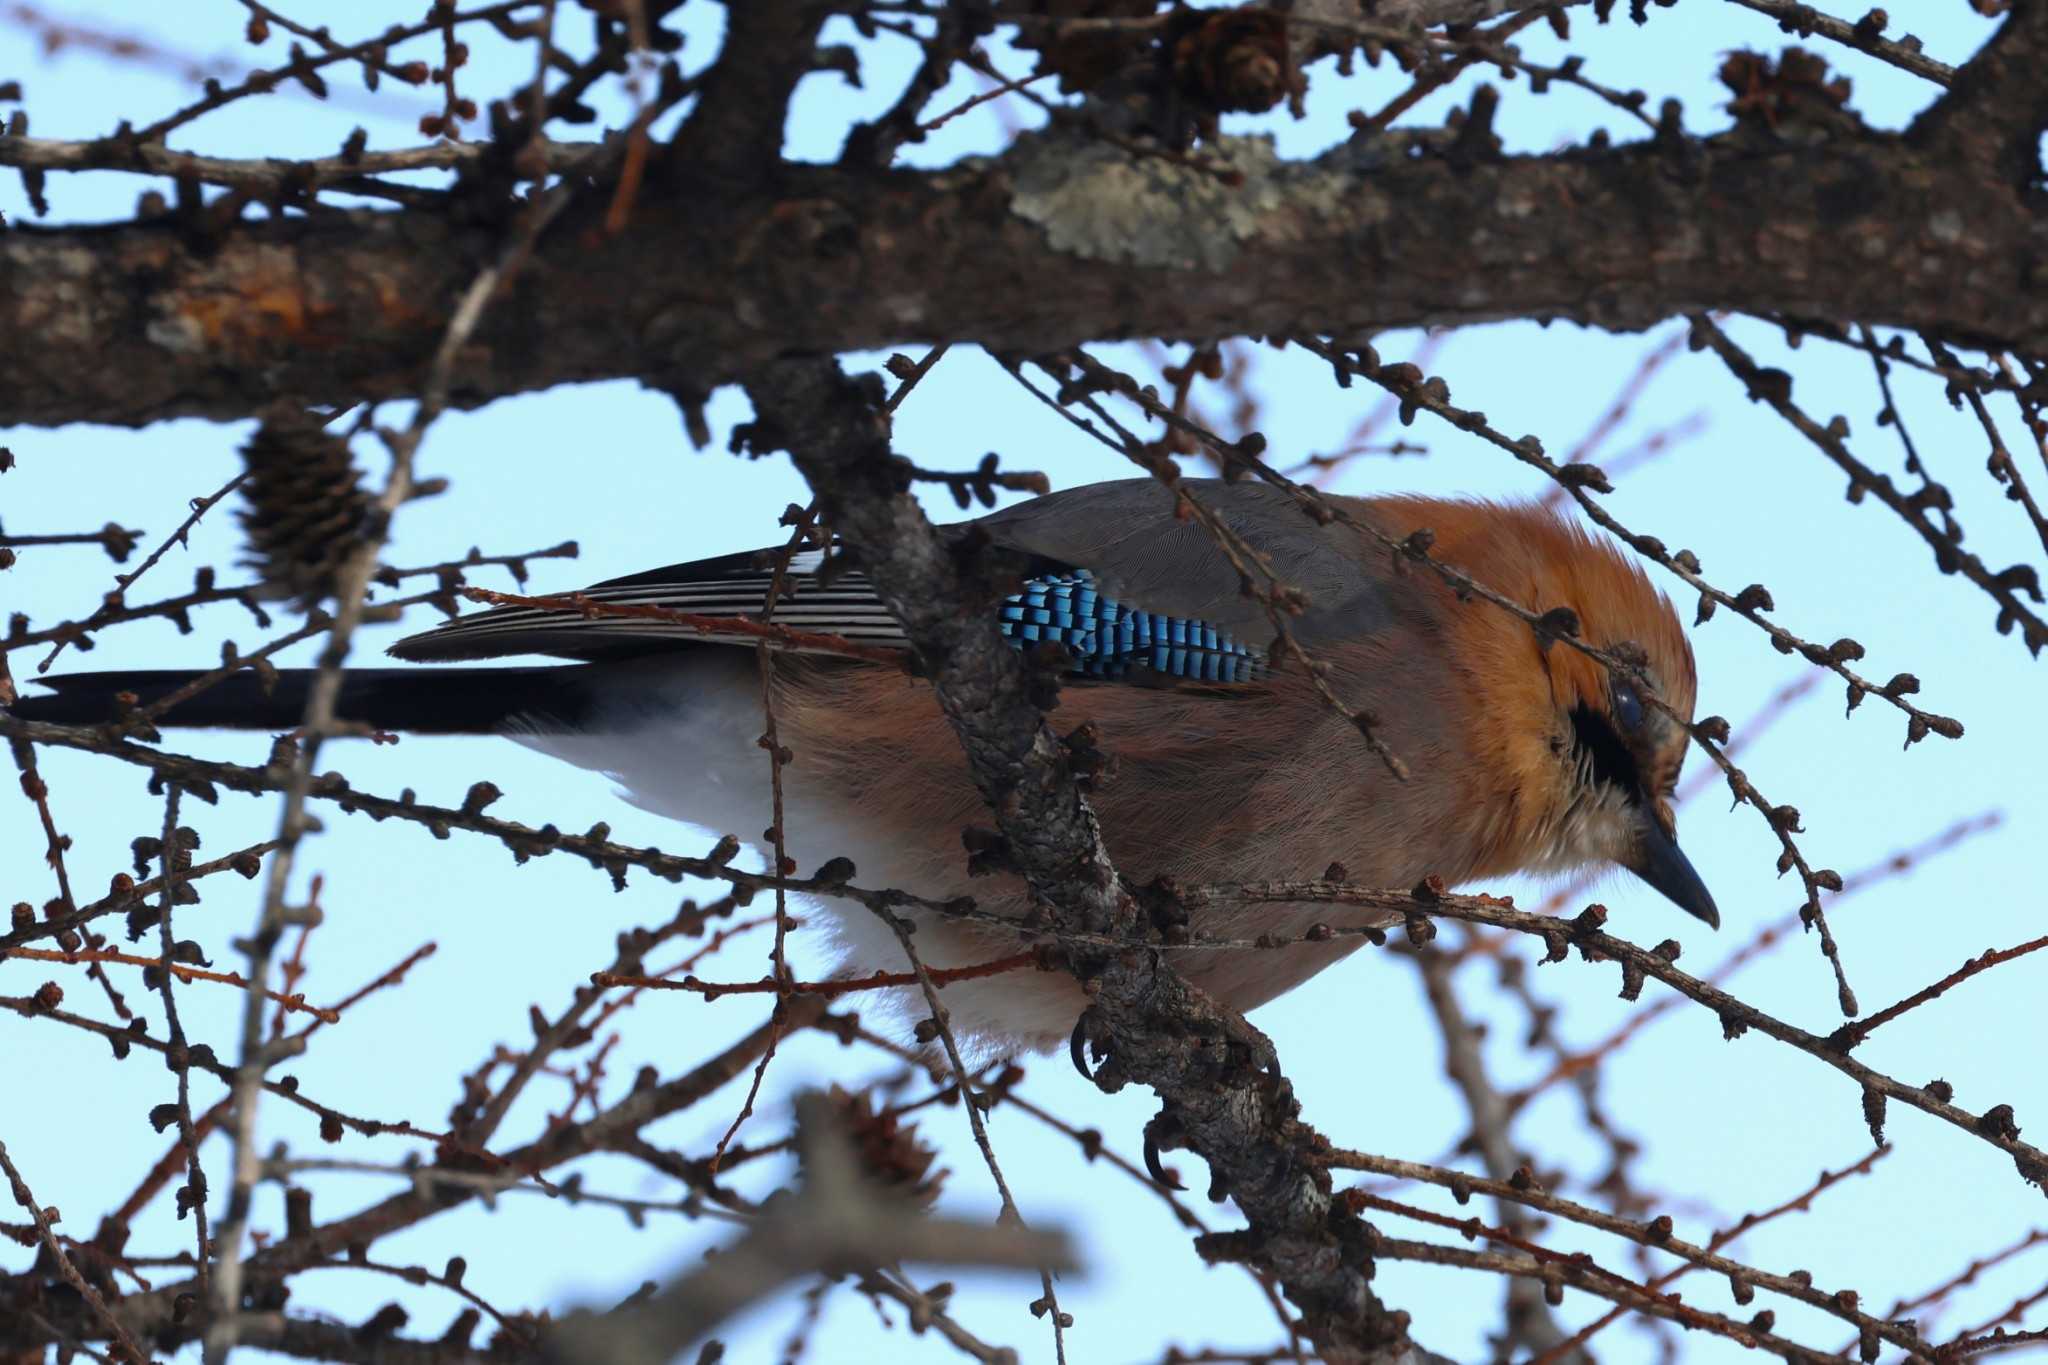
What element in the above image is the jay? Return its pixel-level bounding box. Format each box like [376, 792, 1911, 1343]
[14, 479, 1713, 1053]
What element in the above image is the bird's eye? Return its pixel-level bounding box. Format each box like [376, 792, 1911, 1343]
[1613, 682, 1645, 732]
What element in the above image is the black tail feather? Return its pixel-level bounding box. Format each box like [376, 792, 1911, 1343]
[8, 667, 603, 735]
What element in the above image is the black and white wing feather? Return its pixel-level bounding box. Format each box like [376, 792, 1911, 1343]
[389, 547, 908, 663]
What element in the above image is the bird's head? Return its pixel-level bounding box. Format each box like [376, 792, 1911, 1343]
[1401, 500, 1716, 929]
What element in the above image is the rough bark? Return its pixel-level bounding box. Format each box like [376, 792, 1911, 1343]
[3, 116, 2042, 429]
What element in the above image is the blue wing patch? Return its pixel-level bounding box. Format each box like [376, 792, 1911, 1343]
[998, 570, 1263, 683]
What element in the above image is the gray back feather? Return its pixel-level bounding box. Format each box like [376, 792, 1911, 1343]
[972, 479, 1391, 647]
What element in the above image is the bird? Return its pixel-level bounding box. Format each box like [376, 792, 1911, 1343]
[11, 478, 1713, 1055]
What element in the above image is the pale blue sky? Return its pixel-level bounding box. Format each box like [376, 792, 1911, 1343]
[3, 3, 2043, 1362]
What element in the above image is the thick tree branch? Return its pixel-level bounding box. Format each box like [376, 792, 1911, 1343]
[1906, 0, 2048, 184]
[669, 0, 835, 183]
[5, 117, 2046, 429]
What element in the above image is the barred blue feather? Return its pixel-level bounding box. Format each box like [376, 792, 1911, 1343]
[997, 570, 1263, 683]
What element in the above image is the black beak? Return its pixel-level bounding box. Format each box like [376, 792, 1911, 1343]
[1623, 807, 1719, 929]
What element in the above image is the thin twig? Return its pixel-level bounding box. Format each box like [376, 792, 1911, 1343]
[4, 944, 339, 1022]
[41, 472, 247, 670]
[151, 784, 211, 1291]
[203, 118, 597, 1365]
[0, 1138, 151, 1364]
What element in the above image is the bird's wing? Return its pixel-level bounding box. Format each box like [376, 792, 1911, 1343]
[971, 477, 1392, 648]
[387, 544, 905, 663]
[390, 479, 1386, 679]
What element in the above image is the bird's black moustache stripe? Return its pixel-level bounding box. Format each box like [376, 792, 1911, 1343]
[1570, 704, 1642, 799]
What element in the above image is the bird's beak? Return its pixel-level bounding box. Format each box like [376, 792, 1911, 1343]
[1622, 804, 1719, 929]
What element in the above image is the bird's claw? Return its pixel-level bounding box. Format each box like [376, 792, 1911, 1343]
[1142, 1111, 1186, 1190]
[1069, 1008, 1103, 1082]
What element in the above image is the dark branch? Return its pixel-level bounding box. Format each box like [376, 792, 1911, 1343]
[7, 119, 2048, 428]
[1907, 0, 2048, 185]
